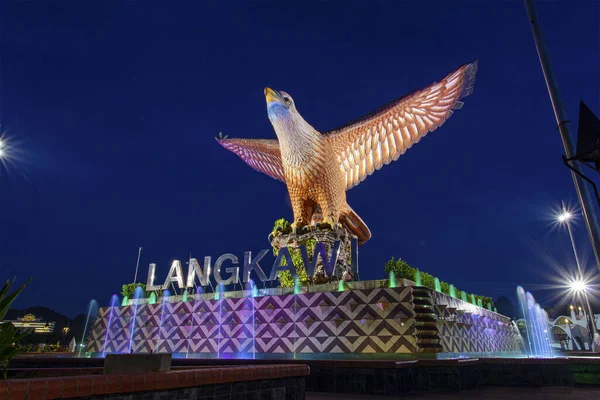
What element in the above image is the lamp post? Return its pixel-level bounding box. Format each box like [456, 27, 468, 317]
[558, 203, 597, 350]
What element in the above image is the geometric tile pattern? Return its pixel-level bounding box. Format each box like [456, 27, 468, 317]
[429, 290, 522, 354]
[87, 284, 522, 357]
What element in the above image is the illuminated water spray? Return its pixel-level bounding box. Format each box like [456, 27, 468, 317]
[155, 289, 171, 353]
[102, 295, 119, 357]
[186, 296, 196, 358]
[127, 286, 144, 354]
[294, 277, 302, 294]
[78, 299, 98, 357]
[249, 279, 257, 359]
[449, 284, 457, 298]
[217, 283, 224, 358]
[389, 271, 396, 288]
[517, 286, 553, 358]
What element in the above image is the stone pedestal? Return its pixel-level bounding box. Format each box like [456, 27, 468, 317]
[269, 227, 355, 282]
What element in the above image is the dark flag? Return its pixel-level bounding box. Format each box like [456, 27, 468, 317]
[575, 101, 600, 169]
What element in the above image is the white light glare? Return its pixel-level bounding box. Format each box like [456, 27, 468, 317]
[570, 279, 587, 293]
[557, 211, 573, 222]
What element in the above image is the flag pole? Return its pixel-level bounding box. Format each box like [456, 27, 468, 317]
[524, 0, 600, 272]
[133, 246, 143, 283]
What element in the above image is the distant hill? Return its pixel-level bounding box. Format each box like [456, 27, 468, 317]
[6, 306, 88, 345]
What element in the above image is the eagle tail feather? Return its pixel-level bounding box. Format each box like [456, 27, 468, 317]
[340, 205, 371, 246]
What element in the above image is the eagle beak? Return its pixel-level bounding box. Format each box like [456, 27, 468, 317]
[264, 87, 288, 108]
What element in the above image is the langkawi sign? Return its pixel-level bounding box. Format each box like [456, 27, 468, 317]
[146, 238, 359, 291]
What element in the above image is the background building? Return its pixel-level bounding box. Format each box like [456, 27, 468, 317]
[6, 313, 55, 334]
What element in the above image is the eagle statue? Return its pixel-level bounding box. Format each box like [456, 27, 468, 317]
[216, 60, 478, 245]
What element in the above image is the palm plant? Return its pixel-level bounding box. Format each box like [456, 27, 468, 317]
[0, 277, 32, 379]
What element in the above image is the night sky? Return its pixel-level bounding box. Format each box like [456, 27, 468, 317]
[1, 1, 599, 317]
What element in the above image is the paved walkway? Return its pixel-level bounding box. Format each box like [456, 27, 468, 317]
[307, 387, 600, 399]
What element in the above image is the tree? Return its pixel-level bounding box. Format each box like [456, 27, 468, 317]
[0, 277, 32, 379]
[121, 283, 146, 298]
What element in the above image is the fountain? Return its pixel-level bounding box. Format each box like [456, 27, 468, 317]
[249, 279, 257, 359]
[477, 298, 483, 308]
[155, 289, 171, 353]
[148, 292, 157, 304]
[338, 280, 344, 292]
[415, 269, 422, 286]
[186, 294, 196, 358]
[449, 284, 457, 298]
[217, 283, 224, 358]
[121, 296, 128, 307]
[102, 295, 119, 357]
[434, 277, 441, 292]
[470, 293, 476, 305]
[127, 286, 145, 354]
[294, 277, 302, 295]
[516, 286, 553, 358]
[78, 299, 98, 357]
[181, 289, 188, 302]
[461, 292, 468, 302]
[389, 271, 396, 288]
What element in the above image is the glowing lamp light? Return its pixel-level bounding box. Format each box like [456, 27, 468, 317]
[557, 211, 573, 223]
[571, 279, 587, 293]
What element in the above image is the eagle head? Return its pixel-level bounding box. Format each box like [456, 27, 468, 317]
[265, 87, 296, 120]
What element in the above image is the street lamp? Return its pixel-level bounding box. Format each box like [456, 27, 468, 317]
[558, 202, 598, 350]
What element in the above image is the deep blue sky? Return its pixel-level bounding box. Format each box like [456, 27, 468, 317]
[1, 1, 599, 317]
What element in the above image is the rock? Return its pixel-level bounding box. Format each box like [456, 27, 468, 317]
[269, 226, 356, 282]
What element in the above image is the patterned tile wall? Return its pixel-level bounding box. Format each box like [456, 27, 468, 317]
[430, 290, 523, 354]
[87, 284, 522, 357]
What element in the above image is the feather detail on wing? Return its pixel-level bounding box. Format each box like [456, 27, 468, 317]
[324, 60, 478, 190]
[215, 137, 285, 182]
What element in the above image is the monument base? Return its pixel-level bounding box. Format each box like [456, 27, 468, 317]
[270, 226, 356, 282]
[87, 279, 523, 359]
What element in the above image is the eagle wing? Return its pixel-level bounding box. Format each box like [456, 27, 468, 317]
[324, 60, 478, 190]
[215, 137, 285, 182]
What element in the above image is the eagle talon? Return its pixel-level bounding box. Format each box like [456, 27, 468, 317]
[319, 217, 339, 232]
[291, 222, 306, 235]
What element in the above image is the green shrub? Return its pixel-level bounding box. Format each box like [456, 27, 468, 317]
[274, 237, 315, 288]
[121, 283, 146, 298]
[271, 219, 315, 288]
[384, 258, 493, 308]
